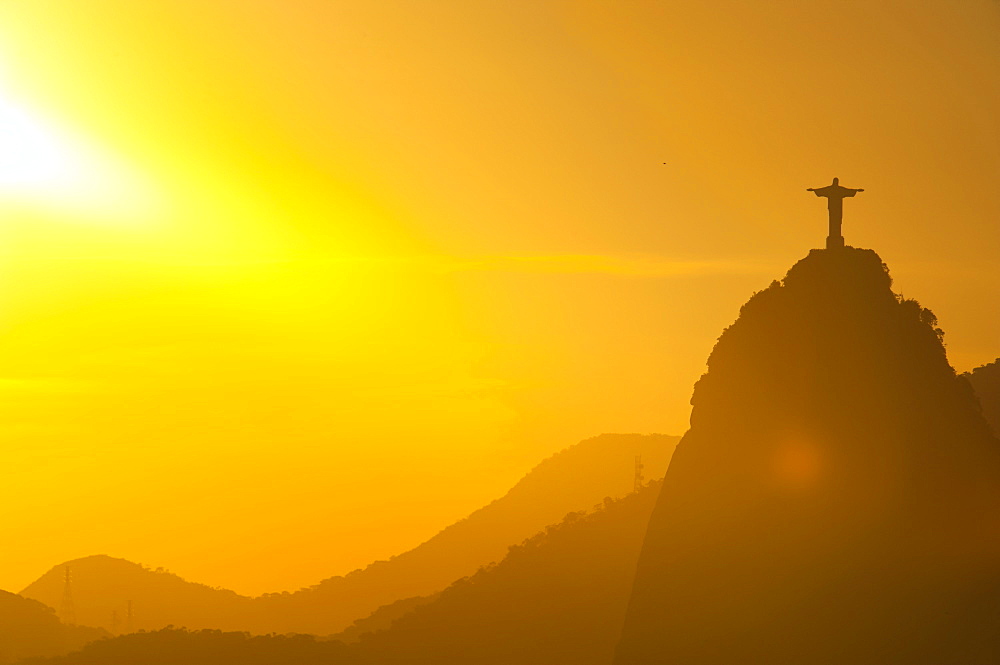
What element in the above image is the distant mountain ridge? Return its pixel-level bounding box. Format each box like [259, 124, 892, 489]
[23, 479, 664, 665]
[22, 433, 677, 635]
[352, 479, 663, 664]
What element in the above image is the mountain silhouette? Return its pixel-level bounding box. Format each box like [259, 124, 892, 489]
[251, 433, 674, 635]
[616, 247, 1000, 665]
[22, 433, 676, 635]
[0, 591, 105, 664]
[24, 247, 1000, 665]
[351, 479, 662, 664]
[23, 480, 664, 665]
[965, 358, 1000, 436]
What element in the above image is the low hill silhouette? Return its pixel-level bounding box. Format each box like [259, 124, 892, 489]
[330, 594, 439, 644]
[616, 247, 1000, 665]
[965, 358, 1000, 436]
[0, 591, 105, 664]
[23, 433, 677, 635]
[16, 629, 364, 665]
[19, 558, 251, 636]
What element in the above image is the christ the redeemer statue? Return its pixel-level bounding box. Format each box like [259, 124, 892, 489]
[807, 177, 863, 249]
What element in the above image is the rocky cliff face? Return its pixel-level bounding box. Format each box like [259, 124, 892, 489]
[616, 247, 1000, 665]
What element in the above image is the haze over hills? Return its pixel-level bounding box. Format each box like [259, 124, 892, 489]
[19, 248, 1000, 665]
[19, 247, 1000, 665]
[352, 479, 662, 664]
[0, 591, 105, 665]
[617, 247, 1000, 665]
[249, 432, 675, 635]
[24, 479, 663, 665]
[22, 433, 677, 635]
[19, 557, 250, 636]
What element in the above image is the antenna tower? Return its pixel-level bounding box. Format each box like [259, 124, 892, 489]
[59, 565, 76, 625]
[126, 600, 134, 633]
[634, 455, 644, 493]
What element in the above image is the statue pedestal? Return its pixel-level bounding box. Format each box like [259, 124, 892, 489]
[826, 235, 845, 250]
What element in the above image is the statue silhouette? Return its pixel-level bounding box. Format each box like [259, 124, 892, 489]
[807, 177, 863, 249]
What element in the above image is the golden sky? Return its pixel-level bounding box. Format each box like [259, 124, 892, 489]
[2, 0, 999, 595]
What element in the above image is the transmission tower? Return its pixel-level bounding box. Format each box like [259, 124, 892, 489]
[126, 600, 134, 633]
[59, 565, 76, 625]
[634, 454, 644, 493]
[111, 609, 119, 635]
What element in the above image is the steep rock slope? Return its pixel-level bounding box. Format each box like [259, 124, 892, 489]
[616, 247, 1000, 665]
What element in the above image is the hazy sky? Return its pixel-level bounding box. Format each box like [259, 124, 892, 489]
[1, 0, 999, 595]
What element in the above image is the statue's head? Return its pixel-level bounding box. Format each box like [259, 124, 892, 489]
[832, 177, 840, 185]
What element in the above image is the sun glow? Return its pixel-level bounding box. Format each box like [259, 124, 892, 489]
[0, 99, 75, 190]
[1, 0, 999, 604]
[0, 92, 159, 225]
